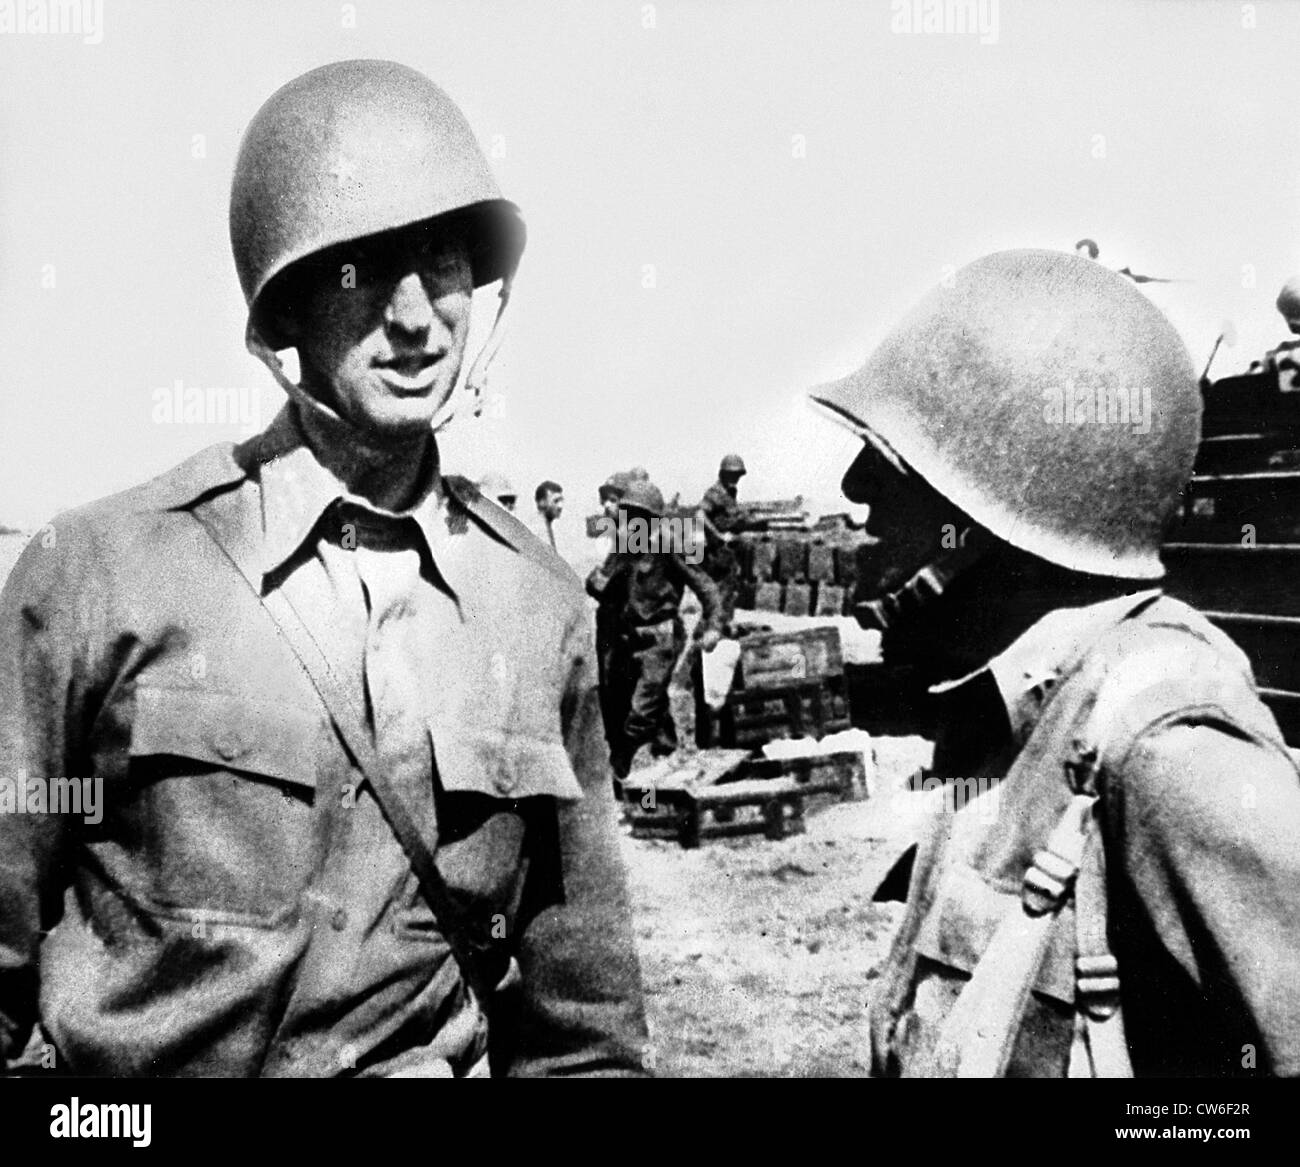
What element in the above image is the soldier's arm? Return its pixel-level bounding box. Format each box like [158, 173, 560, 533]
[506, 604, 651, 1077]
[1111, 719, 1300, 1076]
[699, 486, 746, 536]
[670, 554, 724, 638]
[584, 551, 622, 602]
[0, 519, 94, 1069]
[694, 507, 726, 543]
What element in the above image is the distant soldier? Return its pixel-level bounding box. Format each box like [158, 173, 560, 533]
[1248, 277, 1300, 392]
[532, 479, 564, 551]
[587, 480, 723, 778]
[477, 470, 518, 513]
[592, 471, 632, 748]
[810, 250, 1300, 1077]
[696, 453, 749, 629]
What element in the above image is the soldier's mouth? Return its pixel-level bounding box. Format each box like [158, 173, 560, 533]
[374, 352, 443, 393]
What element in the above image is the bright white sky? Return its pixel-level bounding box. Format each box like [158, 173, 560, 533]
[3, 0, 1299, 529]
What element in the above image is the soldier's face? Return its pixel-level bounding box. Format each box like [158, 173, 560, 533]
[841, 438, 968, 596]
[540, 491, 564, 521]
[292, 233, 473, 438]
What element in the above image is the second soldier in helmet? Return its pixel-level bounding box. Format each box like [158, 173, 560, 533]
[587, 479, 724, 779]
[810, 249, 1300, 1077]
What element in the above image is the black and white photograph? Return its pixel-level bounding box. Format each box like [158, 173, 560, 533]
[1, 0, 1296, 1134]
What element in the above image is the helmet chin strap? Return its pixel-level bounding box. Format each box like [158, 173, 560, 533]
[244, 274, 515, 440]
[462, 277, 513, 421]
[853, 526, 993, 633]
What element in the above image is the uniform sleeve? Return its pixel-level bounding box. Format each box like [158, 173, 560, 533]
[700, 484, 744, 535]
[1108, 718, 1300, 1076]
[584, 551, 623, 602]
[0, 517, 98, 1068]
[507, 603, 651, 1077]
[670, 554, 723, 637]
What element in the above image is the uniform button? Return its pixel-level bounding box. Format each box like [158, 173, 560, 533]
[331, 908, 348, 932]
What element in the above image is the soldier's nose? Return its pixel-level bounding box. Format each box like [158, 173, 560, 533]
[383, 272, 435, 338]
[841, 445, 882, 505]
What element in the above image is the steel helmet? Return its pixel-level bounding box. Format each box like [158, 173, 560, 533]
[478, 471, 516, 501]
[231, 59, 524, 351]
[719, 453, 747, 476]
[1277, 277, 1300, 326]
[810, 249, 1202, 580]
[620, 480, 666, 518]
[599, 470, 632, 501]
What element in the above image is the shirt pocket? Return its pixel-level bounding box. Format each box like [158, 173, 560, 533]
[911, 861, 1077, 1004]
[394, 732, 582, 941]
[907, 861, 1077, 1076]
[123, 685, 322, 927]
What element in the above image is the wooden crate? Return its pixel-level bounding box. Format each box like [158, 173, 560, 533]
[739, 626, 843, 690]
[625, 750, 864, 847]
[774, 537, 808, 583]
[815, 583, 846, 617]
[782, 582, 812, 617]
[699, 677, 850, 749]
[621, 750, 749, 836]
[807, 541, 836, 583]
[749, 537, 777, 581]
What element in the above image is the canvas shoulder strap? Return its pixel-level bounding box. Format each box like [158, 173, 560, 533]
[917, 595, 1177, 1078]
[188, 509, 503, 1008]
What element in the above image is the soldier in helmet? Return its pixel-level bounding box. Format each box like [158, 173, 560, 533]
[696, 453, 751, 629]
[477, 470, 518, 513]
[809, 250, 1300, 1077]
[1248, 276, 1300, 393]
[587, 480, 724, 779]
[0, 61, 648, 1077]
[591, 472, 632, 749]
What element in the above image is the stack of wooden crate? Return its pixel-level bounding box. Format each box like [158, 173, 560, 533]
[1164, 367, 1300, 748]
[734, 530, 877, 618]
[695, 626, 851, 749]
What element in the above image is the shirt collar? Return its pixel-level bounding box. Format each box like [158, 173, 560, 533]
[929, 588, 1164, 749]
[254, 403, 487, 582]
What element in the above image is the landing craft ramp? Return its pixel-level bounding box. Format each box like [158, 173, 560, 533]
[1164, 368, 1300, 746]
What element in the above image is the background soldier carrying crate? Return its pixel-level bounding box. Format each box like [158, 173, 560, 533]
[588, 479, 724, 778]
[696, 453, 752, 629]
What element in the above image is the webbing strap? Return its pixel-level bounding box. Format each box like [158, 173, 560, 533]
[920, 794, 1095, 1077]
[189, 511, 505, 1013]
[1068, 823, 1134, 1077]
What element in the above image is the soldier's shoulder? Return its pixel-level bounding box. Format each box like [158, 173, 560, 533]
[61, 442, 246, 532]
[446, 475, 585, 604]
[3, 443, 247, 600]
[1088, 594, 1288, 763]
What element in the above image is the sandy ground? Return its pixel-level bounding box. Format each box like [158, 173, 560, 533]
[620, 734, 935, 1077]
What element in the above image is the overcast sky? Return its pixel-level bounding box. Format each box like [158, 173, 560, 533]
[3, 0, 1299, 529]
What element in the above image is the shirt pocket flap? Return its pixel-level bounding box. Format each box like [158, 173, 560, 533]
[433, 732, 584, 802]
[912, 862, 1076, 1006]
[130, 686, 320, 791]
